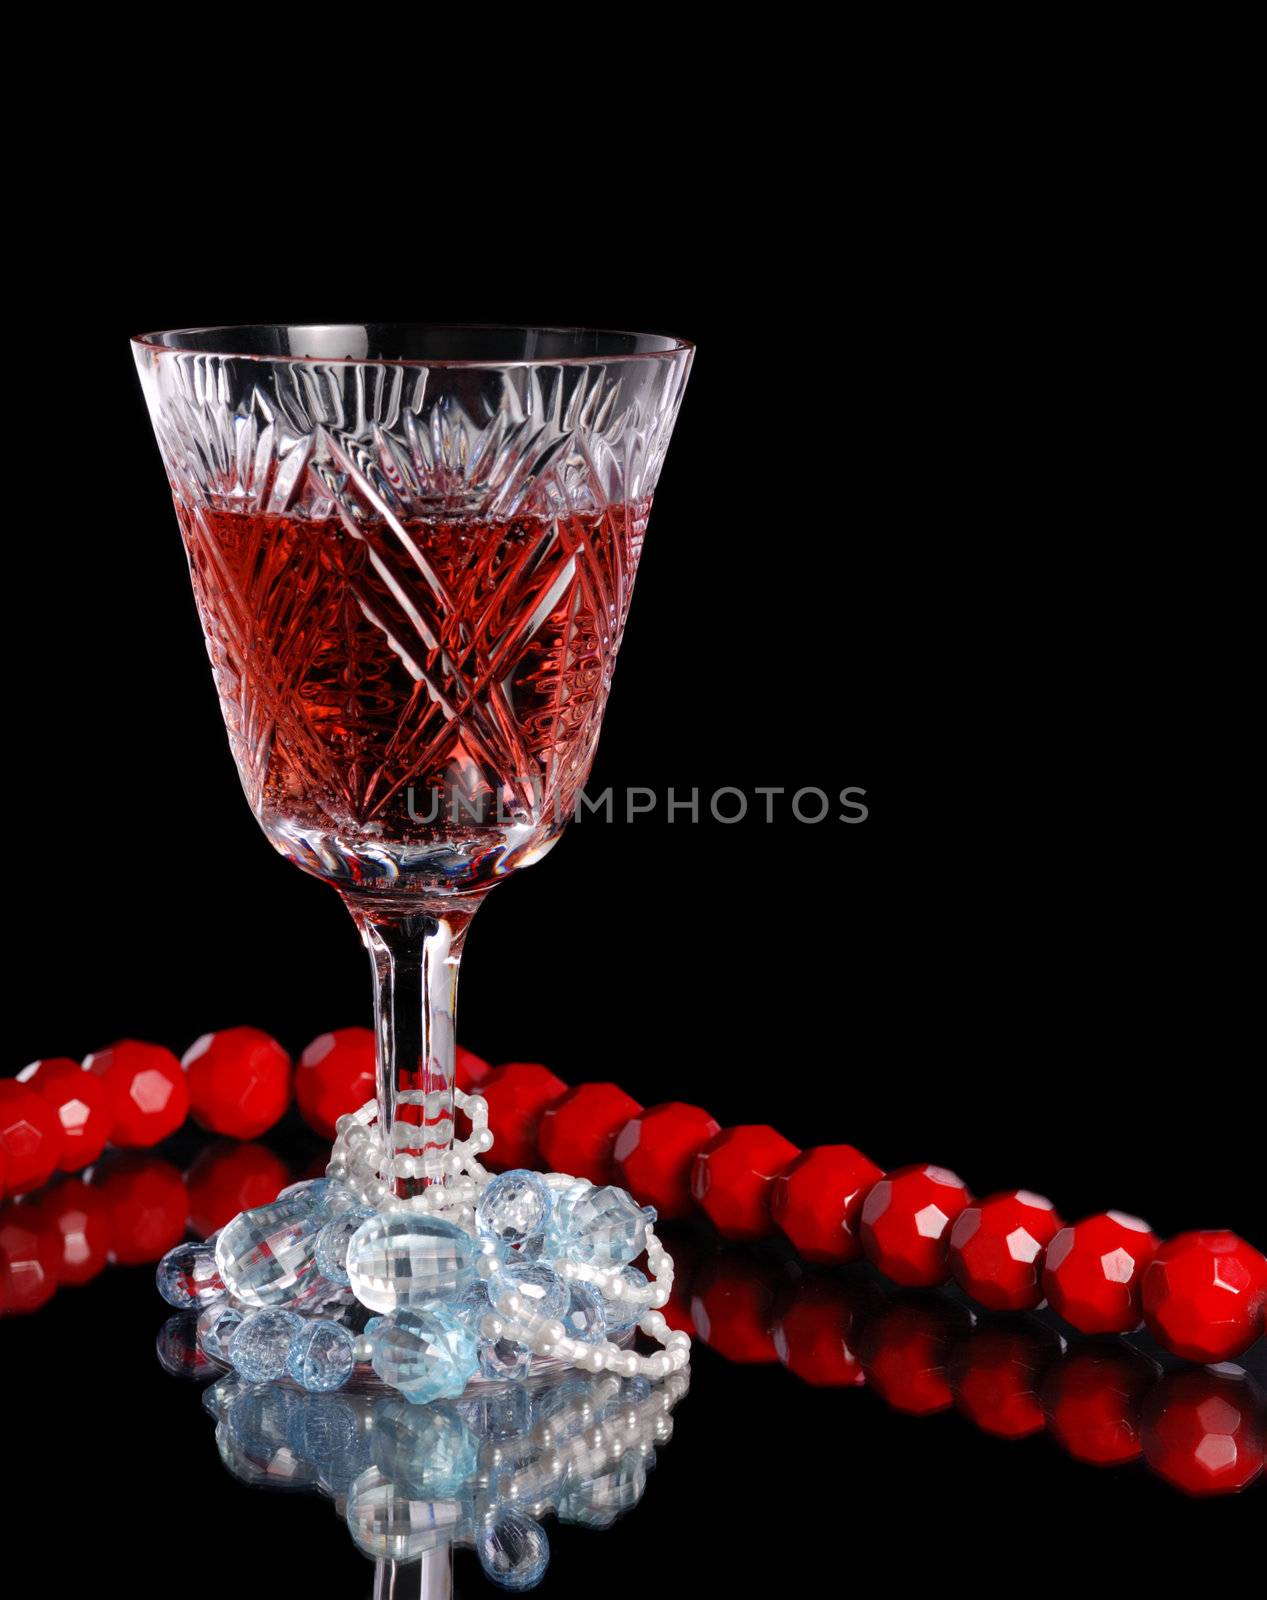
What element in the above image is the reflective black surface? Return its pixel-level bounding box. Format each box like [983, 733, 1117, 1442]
[6, 183, 1264, 1593]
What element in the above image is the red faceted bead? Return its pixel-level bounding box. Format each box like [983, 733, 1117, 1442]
[613, 1102, 721, 1220]
[182, 1026, 291, 1140]
[185, 1140, 293, 1237]
[1040, 1210, 1160, 1334]
[1141, 1229, 1267, 1362]
[948, 1322, 1057, 1439]
[858, 1293, 971, 1415]
[0, 1202, 60, 1314]
[690, 1125, 801, 1242]
[860, 1163, 973, 1286]
[91, 1153, 187, 1265]
[481, 1062, 568, 1172]
[294, 1028, 376, 1140]
[948, 1188, 1065, 1311]
[36, 1179, 113, 1286]
[0, 1078, 63, 1194]
[772, 1275, 879, 1386]
[1041, 1343, 1158, 1466]
[771, 1144, 885, 1265]
[689, 1253, 780, 1363]
[85, 1039, 189, 1149]
[538, 1083, 644, 1185]
[16, 1058, 114, 1172]
[455, 1046, 494, 1092]
[1141, 1367, 1265, 1496]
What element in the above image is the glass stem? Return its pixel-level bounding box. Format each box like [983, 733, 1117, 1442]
[350, 896, 482, 1200]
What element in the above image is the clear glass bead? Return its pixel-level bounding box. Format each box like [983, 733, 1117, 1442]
[286, 1318, 356, 1392]
[596, 1266, 652, 1333]
[476, 1507, 550, 1591]
[346, 1214, 478, 1315]
[156, 1240, 226, 1308]
[278, 1177, 359, 1215]
[488, 1260, 568, 1322]
[315, 1205, 375, 1287]
[346, 1467, 463, 1562]
[476, 1169, 553, 1251]
[373, 1397, 479, 1498]
[562, 1283, 607, 1344]
[478, 1334, 533, 1381]
[228, 1308, 303, 1381]
[369, 1306, 479, 1403]
[214, 1198, 327, 1309]
[550, 1184, 652, 1268]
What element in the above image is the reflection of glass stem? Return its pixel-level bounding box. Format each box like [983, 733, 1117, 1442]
[373, 1547, 453, 1600]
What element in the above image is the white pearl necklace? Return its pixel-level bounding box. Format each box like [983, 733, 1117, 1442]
[325, 1088, 691, 1384]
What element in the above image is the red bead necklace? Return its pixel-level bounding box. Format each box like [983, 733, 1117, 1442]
[3, 1027, 1264, 1365]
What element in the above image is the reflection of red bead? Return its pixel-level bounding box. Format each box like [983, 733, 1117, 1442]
[689, 1254, 780, 1363]
[860, 1164, 972, 1286]
[1141, 1230, 1267, 1362]
[91, 1154, 187, 1265]
[858, 1293, 971, 1415]
[85, 1040, 189, 1148]
[771, 1144, 885, 1265]
[538, 1083, 644, 1185]
[1040, 1211, 1159, 1334]
[16, 1058, 114, 1172]
[294, 1028, 376, 1140]
[36, 1179, 113, 1286]
[0, 1203, 60, 1314]
[481, 1062, 568, 1173]
[613, 1102, 722, 1220]
[185, 1141, 293, 1237]
[182, 1027, 291, 1140]
[0, 1079, 63, 1194]
[455, 1047, 493, 1092]
[1041, 1343, 1158, 1466]
[948, 1189, 1064, 1311]
[690, 1125, 801, 1241]
[1141, 1367, 1265, 1496]
[773, 1276, 878, 1386]
[948, 1321, 1055, 1438]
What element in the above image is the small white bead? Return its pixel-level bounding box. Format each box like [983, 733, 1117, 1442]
[583, 1346, 607, 1372]
[647, 1286, 669, 1307]
[641, 1310, 667, 1337]
[465, 1095, 487, 1120]
[480, 1314, 505, 1340]
[669, 1348, 688, 1370]
[352, 1335, 374, 1362]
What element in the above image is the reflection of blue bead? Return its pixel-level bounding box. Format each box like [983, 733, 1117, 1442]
[477, 1170, 553, 1250]
[229, 1309, 303, 1381]
[477, 1507, 550, 1590]
[488, 1260, 567, 1322]
[286, 1318, 356, 1391]
[373, 1398, 479, 1497]
[315, 1206, 375, 1287]
[562, 1283, 607, 1344]
[369, 1306, 479, 1404]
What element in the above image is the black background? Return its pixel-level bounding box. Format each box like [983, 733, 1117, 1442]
[3, 121, 1262, 1596]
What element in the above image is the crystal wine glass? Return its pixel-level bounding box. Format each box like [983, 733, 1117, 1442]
[133, 324, 692, 1199]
